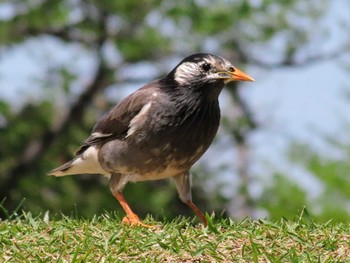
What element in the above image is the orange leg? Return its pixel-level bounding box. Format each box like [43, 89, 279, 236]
[113, 191, 150, 227]
[186, 200, 208, 227]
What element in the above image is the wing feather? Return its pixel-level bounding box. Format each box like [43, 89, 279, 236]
[75, 84, 158, 156]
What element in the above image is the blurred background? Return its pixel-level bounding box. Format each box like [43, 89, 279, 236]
[1, 0, 350, 223]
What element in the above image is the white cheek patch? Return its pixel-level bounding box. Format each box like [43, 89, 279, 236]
[126, 102, 152, 138]
[174, 62, 199, 85]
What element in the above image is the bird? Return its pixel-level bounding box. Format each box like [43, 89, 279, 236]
[49, 53, 254, 227]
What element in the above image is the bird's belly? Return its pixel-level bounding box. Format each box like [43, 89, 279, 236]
[121, 163, 183, 182]
[118, 144, 206, 181]
[99, 138, 206, 181]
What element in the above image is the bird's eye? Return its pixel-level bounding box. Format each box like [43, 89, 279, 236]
[201, 62, 211, 72]
[228, 66, 235, 72]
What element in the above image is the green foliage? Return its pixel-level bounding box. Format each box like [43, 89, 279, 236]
[288, 140, 350, 222]
[257, 173, 309, 221]
[0, 100, 53, 172]
[257, 136, 350, 224]
[117, 26, 171, 62]
[290, 142, 350, 198]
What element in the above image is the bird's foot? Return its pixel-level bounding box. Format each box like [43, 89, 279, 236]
[121, 215, 152, 228]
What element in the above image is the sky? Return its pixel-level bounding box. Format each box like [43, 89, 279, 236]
[0, 0, 349, 204]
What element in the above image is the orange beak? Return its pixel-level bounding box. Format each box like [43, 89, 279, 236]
[218, 67, 255, 82]
[230, 67, 255, 82]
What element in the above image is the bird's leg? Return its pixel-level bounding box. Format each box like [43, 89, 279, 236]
[110, 174, 150, 227]
[112, 191, 141, 225]
[186, 200, 207, 226]
[172, 172, 208, 227]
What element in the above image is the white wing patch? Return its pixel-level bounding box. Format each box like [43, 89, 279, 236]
[126, 102, 152, 138]
[91, 132, 112, 138]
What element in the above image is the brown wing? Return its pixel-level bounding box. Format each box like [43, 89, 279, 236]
[75, 83, 158, 156]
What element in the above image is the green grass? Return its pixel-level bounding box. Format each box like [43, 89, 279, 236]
[0, 210, 349, 262]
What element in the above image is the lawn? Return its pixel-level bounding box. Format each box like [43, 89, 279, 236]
[0, 210, 349, 262]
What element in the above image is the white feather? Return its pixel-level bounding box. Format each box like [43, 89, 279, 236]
[52, 146, 110, 176]
[174, 62, 199, 85]
[91, 132, 112, 138]
[126, 102, 152, 138]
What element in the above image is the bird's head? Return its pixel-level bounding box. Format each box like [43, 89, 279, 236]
[167, 53, 254, 88]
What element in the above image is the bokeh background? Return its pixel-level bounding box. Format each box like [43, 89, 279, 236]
[1, 0, 350, 222]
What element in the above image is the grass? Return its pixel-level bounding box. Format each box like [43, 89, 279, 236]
[0, 209, 349, 262]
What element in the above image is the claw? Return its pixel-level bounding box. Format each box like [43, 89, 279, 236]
[121, 215, 152, 228]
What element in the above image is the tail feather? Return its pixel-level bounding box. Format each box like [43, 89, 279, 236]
[48, 158, 78, 176]
[48, 146, 110, 177]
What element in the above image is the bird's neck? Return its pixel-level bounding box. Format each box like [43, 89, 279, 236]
[156, 79, 221, 129]
[160, 78, 224, 104]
